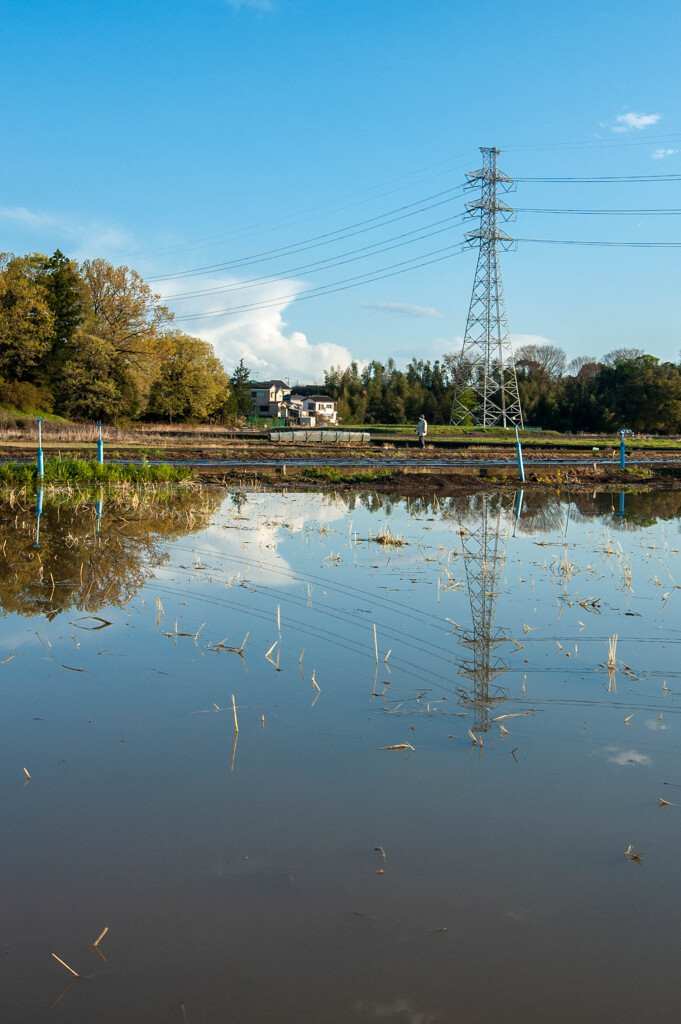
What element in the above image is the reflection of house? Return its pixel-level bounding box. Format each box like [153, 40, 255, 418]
[249, 380, 291, 418]
[284, 393, 337, 426]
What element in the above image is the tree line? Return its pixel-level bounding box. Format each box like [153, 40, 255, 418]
[0, 250, 239, 422]
[324, 343, 681, 434]
[3, 249, 681, 432]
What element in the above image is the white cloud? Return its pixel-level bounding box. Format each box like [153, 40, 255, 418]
[606, 747, 651, 766]
[0, 205, 132, 257]
[360, 301, 445, 319]
[162, 275, 353, 382]
[354, 998, 438, 1024]
[652, 147, 678, 160]
[612, 111, 661, 133]
[187, 492, 349, 587]
[512, 333, 557, 349]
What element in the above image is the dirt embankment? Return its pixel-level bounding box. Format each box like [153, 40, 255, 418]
[193, 461, 681, 495]
[2, 432, 681, 494]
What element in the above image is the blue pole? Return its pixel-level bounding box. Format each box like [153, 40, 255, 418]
[36, 418, 44, 478]
[97, 422, 104, 464]
[619, 437, 626, 469]
[514, 424, 525, 483]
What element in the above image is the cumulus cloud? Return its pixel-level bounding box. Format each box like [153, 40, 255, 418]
[163, 275, 353, 381]
[612, 111, 661, 133]
[360, 300, 445, 319]
[193, 492, 349, 586]
[652, 147, 678, 159]
[0, 205, 131, 256]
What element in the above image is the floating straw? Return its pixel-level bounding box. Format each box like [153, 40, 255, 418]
[51, 953, 79, 977]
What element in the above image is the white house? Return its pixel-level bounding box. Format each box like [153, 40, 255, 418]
[283, 393, 337, 426]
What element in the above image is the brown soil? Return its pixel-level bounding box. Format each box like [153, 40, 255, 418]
[193, 462, 681, 495]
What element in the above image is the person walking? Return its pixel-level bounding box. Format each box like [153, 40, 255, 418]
[417, 414, 428, 449]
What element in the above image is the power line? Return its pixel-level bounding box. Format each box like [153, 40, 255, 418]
[165, 213, 467, 302]
[503, 132, 681, 154]
[517, 238, 681, 247]
[123, 150, 478, 262]
[172, 243, 467, 323]
[149, 183, 468, 282]
[515, 173, 681, 182]
[516, 207, 681, 215]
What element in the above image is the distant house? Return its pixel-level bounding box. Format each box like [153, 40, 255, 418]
[249, 380, 291, 418]
[284, 393, 337, 426]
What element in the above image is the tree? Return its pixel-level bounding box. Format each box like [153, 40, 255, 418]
[40, 250, 89, 349]
[603, 347, 646, 367]
[514, 343, 567, 378]
[57, 332, 127, 421]
[0, 253, 54, 380]
[80, 259, 174, 413]
[147, 334, 230, 421]
[229, 358, 252, 417]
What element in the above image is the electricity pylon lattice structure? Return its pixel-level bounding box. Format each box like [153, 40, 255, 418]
[457, 493, 513, 733]
[450, 147, 523, 427]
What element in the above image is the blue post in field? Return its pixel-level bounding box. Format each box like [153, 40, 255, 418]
[619, 427, 633, 469]
[36, 418, 44, 478]
[34, 488, 43, 548]
[514, 424, 525, 484]
[97, 422, 104, 464]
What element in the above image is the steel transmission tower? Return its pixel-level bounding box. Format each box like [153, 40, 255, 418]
[450, 147, 523, 427]
[456, 493, 512, 732]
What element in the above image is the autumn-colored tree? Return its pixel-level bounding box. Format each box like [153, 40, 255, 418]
[147, 333, 231, 421]
[80, 258, 174, 413]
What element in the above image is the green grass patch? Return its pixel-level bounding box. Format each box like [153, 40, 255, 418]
[0, 458, 193, 488]
[0, 403, 71, 425]
[300, 467, 394, 484]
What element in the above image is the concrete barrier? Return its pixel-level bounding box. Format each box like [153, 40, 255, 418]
[269, 430, 371, 443]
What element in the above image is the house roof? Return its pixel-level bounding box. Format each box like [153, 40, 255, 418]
[305, 394, 335, 402]
[249, 380, 290, 390]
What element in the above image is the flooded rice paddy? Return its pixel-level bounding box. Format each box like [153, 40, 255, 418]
[1, 486, 680, 1024]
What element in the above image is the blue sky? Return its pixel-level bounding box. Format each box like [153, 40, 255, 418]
[1, 0, 680, 381]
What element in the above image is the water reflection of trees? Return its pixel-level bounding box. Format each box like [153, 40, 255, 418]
[334, 487, 681, 530]
[0, 490, 222, 618]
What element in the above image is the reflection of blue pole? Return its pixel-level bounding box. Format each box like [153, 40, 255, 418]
[96, 497, 103, 535]
[619, 492, 625, 519]
[514, 424, 525, 483]
[34, 488, 43, 548]
[97, 422, 104, 465]
[513, 489, 524, 536]
[36, 418, 44, 478]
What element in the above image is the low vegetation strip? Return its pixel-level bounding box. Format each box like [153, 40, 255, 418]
[300, 467, 394, 484]
[0, 458, 193, 487]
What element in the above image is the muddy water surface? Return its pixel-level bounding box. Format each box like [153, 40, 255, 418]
[1, 488, 680, 1024]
